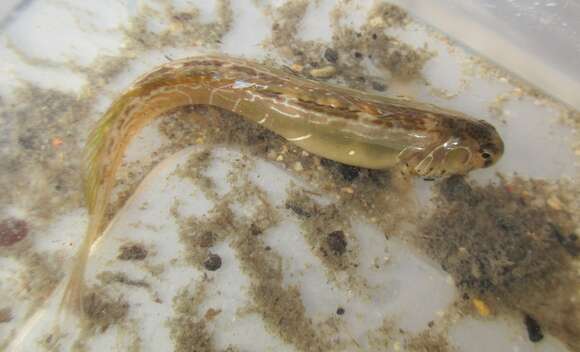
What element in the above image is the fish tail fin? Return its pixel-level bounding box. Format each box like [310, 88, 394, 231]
[59, 231, 91, 313]
[60, 71, 192, 313]
[60, 97, 132, 313]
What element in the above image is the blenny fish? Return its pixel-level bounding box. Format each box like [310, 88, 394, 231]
[63, 55, 503, 311]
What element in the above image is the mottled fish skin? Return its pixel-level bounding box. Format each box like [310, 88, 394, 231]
[62, 55, 504, 312]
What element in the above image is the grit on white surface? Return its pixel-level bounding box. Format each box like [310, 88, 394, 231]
[0, 1, 576, 351]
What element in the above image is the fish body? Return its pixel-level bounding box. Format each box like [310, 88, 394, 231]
[63, 55, 504, 311]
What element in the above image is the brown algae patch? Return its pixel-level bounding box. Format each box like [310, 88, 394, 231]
[0, 249, 64, 328]
[330, 2, 434, 80]
[366, 318, 397, 350]
[417, 176, 579, 350]
[229, 184, 330, 351]
[264, 1, 434, 89]
[166, 264, 241, 352]
[172, 169, 331, 351]
[173, 0, 233, 45]
[117, 243, 148, 261]
[0, 84, 86, 222]
[81, 288, 129, 335]
[366, 319, 456, 352]
[0, 243, 63, 350]
[233, 222, 331, 352]
[142, 0, 233, 49]
[97, 271, 150, 290]
[285, 189, 360, 278]
[265, 1, 319, 63]
[37, 329, 68, 352]
[175, 149, 219, 202]
[19, 252, 63, 303]
[168, 283, 217, 352]
[405, 330, 456, 352]
[174, 200, 235, 270]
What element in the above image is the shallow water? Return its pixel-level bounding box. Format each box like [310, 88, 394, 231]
[0, 1, 578, 351]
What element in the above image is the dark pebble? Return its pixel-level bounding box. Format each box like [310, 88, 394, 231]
[117, 244, 148, 261]
[354, 52, 363, 59]
[285, 201, 312, 218]
[336, 307, 345, 315]
[327, 230, 347, 255]
[250, 223, 262, 236]
[0, 218, 28, 247]
[18, 134, 37, 150]
[524, 314, 543, 342]
[337, 164, 361, 182]
[204, 253, 222, 271]
[173, 13, 193, 22]
[324, 48, 339, 63]
[371, 81, 387, 92]
[549, 223, 579, 256]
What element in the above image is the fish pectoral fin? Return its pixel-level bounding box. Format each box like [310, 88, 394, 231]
[397, 146, 425, 169]
[397, 144, 442, 176]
